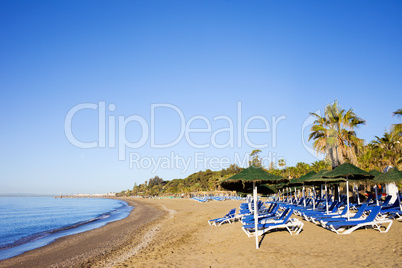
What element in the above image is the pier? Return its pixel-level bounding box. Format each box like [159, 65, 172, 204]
[55, 193, 116, 198]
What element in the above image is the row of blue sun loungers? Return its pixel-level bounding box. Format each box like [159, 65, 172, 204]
[208, 200, 304, 237]
[208, 194, 400, 238]
[350, 193, 392, 209]
[192, 196, 244, 202]
[241, 208, 304, 237]
[301, 203, 394, 234]
[295, 194, 399, 234]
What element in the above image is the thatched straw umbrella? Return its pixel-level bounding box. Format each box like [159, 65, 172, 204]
[220, 166, 288, 249]
[322, 163, 374, 220]
[372, 168, 402, 211]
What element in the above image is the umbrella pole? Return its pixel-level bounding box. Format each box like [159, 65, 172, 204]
[325, 182, 328, 214]
[303, 186, 306, 207]
[355, 184, 360, 205]
[346, 177, 350, 221]
[320, 184, 323, 199]
[284, 188, 286, 202]
[312, 186, 316, 210]
[375, 185, 379, 206]
[338, 186, 341, 202]
[253, 181, 259, 249]
[289, 187, 291, 202]
[285, 188, 287, 202]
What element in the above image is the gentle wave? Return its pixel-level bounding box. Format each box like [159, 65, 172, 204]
[0, 198, 133, 260]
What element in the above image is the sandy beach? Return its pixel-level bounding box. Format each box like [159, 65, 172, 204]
[1, 198, 401, 268]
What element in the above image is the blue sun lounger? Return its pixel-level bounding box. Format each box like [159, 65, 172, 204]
[373, 195, 392, 207]
[319, 204, 368, 227]
[293, 196, 347, 216]
[301, 201, 341, 219]
[307, 205, 350, 225]
[388, 210, 402, 221]
[208, 208, 236, 226]
[350, 193, 376, 209]
[241, 204, 280, 223]
[242, 208, 303, 237]
[242, 207, 288, 225]
[325, 206, 393, 234]
[379, 198, 400, 211]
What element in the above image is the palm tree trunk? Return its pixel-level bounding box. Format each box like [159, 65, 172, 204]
[334, 145, 341, 167]
[329, 147, 339, 169]
[328, 148, 335, 169]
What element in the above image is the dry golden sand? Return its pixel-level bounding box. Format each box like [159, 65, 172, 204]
[114, 198, 402, 268]
[1, 198, 401, 268]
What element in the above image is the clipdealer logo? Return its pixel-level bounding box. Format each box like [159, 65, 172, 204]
[64, 102, 287, 172]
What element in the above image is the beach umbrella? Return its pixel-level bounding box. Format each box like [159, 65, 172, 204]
[372, 168, 402, 211]
[372, 168, 402, 184]
[288, 171, 317, 186]
[272, 182, 289, 190]
[369, 169, 383, 177]
[303, 170, 341, 213]
[322, 163, 374, 220]
[288, 171, 317, 207]
[220, 166, 288, 249]
[304, 170, 340, 184]
[221, 167, 287, 191]
[270, 182, 289, 201]
[241, 184, 278, 195]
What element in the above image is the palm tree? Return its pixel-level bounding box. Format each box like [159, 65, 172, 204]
[357, 109, 402, 171]
[372, 132, 402, 169]
[294, 162, 311, 177]
[249, 149, 262, 167]
[357, 142, 381, 171]
[311, 160, 330, 172]
[309, 101, 366, 169]
[278, 158, 286, 176]
[392, 108, 402, 137]
[278, 158, 286, 168]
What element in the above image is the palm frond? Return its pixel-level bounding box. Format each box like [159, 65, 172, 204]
[393, 109, 402, 118]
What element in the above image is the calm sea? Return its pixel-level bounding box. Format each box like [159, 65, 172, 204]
[0, 197, 133, 260]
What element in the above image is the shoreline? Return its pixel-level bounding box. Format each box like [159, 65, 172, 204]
[0, 199, 132, 260]
[0, 197, 165, 268]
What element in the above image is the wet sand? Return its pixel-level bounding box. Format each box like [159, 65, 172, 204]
[1, 198, 401, 267]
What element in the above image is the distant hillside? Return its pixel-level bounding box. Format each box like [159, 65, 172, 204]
[119, 164, 242, 197]
[117, 160, 331, 197]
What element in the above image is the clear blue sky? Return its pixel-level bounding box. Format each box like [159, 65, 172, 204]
[1, 1, 401, 194]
